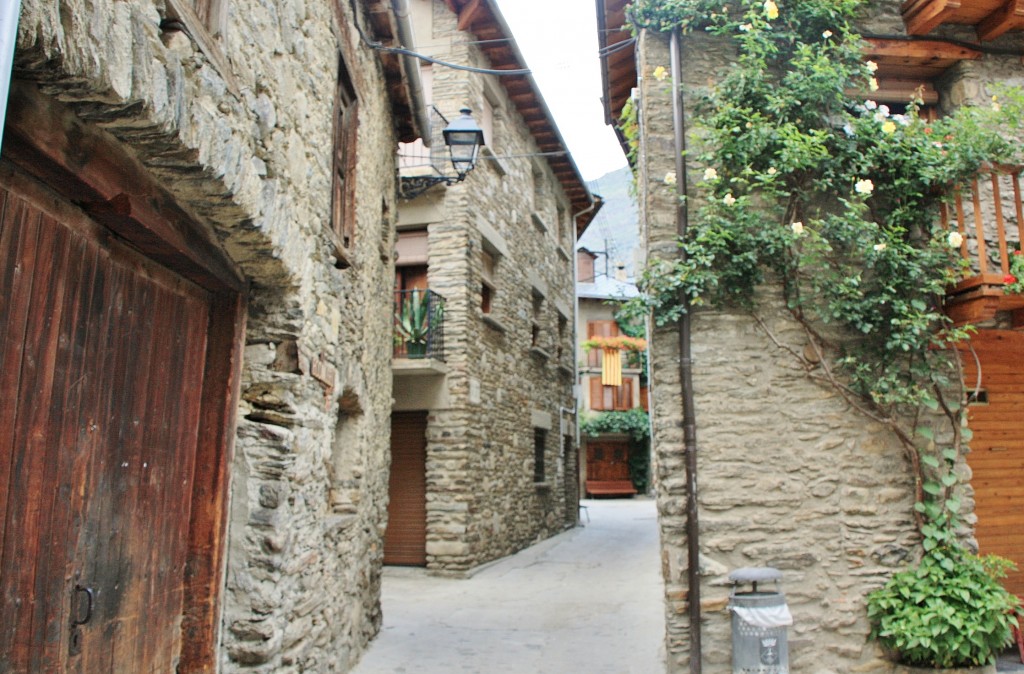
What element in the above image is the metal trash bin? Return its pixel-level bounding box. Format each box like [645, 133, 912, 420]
[728, 567, 792, 674]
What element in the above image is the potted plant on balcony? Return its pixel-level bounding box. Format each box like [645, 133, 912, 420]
[396, 290, 429, 358]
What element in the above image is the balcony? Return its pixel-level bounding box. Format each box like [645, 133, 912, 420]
[393, 289, 447, 375]
[942, 164, 1024, 327]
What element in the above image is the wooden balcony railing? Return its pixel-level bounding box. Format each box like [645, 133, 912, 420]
[941, 163, 1024, 327]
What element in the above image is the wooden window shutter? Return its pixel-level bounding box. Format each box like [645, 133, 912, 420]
[589, 376, 605, 411]
[615, 379, 634, 411]
[587, 320, 619, 367]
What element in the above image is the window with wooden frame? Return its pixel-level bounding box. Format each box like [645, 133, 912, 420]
[329, 52, 359, 267]
[481, 247, 497, 314]
[589, 376, 634, 411]
[586, 319, 619, 367]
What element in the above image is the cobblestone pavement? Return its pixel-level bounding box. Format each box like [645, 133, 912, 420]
[352, 497, 665, 674]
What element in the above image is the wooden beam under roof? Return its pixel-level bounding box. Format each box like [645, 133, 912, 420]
[978, 0, 1024, 40]
[863, 37, 982, 84]
[902, 0, 962, 35]
[864, 37, 983, 62]
[457, 0, 484, 31]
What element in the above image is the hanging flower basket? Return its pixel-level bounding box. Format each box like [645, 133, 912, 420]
[580, 335, 648, 353]
[581, 336, 646, 386]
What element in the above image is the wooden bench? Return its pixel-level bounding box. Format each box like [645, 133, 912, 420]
[585, 480, 637, 497]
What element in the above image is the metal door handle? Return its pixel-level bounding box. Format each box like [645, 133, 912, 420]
[72, 585, 94, 626]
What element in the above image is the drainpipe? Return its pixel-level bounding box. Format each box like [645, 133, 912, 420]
[392, 0, 432, 144]
[572, 201, 597, 512]
[669, 28, 702, 674]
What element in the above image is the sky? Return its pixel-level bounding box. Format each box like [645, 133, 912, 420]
[493, 0, 628, 182]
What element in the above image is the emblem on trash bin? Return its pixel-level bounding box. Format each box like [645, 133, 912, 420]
[760, 636, 780, 665]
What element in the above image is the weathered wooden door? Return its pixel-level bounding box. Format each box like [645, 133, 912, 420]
[587, 441, 631, 482]
[962, 330, 1024, 596]
[0, 179, 211, 670]
[384, 412, 428, 566]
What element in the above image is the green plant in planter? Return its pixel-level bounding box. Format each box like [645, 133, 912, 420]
[396, 290, 429, 356]
[867, 545, 1019, 668]
[1004, 249, 1024, 295]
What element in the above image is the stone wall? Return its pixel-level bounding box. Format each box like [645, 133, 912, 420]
[393, 0, 580, 572]
[15, 0, 402, 670]
[636, 29, 925, 674]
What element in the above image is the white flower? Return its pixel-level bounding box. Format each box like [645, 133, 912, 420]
[869, 77, 879, 92]
[766, 167, 777, 175]
[854, 179, 874, 195]
[791, 221, 805, 236]
[723, 193, 737, 206]
[739, 23, 753, 32]
[873, 242, 887, 251]
[879, 104, 890, 117]
[864, 100, 878, 110]
[703, 167, 718, 181]
[664, 171, 677, 185]
[948, 231, 964, 248]
[822, 30, 833, 39]
[866, 60, 879, 72]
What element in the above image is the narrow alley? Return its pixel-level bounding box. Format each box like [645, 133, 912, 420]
[352, 498, 665, 674]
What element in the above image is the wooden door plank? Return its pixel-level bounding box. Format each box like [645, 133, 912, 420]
[4, 205, 73, 672]
[179, 292, 245, 673]
[34, 226, 96, 669]
[0, 192, 38, 630]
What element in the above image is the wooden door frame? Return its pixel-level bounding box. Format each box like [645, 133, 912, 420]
[2, 81, 247, 672]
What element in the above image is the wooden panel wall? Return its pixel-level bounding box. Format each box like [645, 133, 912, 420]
[962, 330, 1024, 597]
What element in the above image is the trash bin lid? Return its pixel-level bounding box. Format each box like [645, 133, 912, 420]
[728, 567, 782, 584]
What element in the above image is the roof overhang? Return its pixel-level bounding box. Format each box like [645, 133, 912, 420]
[902, 0, 1024, 41]
[365, 0, 425, 143]
[595, 0, 636, 164]
[443, 0, 602, 235]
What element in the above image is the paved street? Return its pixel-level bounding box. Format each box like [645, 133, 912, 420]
[352, 498, 666, 674]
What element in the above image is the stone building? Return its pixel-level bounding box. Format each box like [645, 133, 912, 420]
[3, 0, 423, 671]
[597, 0, 1024, 672]
[575, 250, 647, 498]
[385, 0, 600, 572]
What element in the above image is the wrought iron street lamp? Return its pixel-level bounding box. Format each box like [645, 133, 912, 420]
[400, 107, 485, 198]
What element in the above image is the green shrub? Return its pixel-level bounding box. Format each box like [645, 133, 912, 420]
[867, 547, 1019, 668]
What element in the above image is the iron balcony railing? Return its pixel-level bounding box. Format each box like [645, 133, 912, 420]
[393, 289, 446, 361]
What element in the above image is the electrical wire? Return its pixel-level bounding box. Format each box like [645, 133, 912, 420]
[598, 37, 637, 57]
[347, 0, 531, 76]
[375, 45, 532, 76]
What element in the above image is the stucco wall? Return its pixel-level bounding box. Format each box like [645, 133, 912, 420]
[14, 0, 401, 670]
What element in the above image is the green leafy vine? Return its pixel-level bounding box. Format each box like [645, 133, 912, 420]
[623, 0, 1022, 665]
